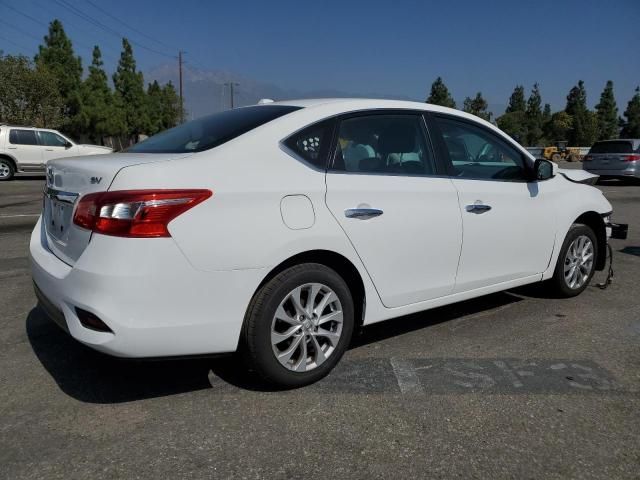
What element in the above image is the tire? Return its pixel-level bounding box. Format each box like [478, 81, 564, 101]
[551, 153, 561, 162]
[0, 158, 15, 181]
[241, 263, 354, 388]
[548, 224, 598, 297]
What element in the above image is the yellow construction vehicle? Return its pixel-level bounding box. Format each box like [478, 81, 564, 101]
[542, 141, 582, 162]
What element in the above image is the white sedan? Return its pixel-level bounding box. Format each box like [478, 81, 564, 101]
[30, 99, 619, 387]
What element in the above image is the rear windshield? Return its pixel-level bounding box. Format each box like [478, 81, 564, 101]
[127, 105, 301, 154]
[589, 141, 634, 154]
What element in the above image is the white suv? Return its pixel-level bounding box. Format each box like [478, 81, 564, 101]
[0, 125, 112, 180]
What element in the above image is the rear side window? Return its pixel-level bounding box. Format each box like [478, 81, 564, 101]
[9, 129, 38, 146]
[282, 120, 334, 169]
[128, 105, 301, 153]
[589, 141, 633, 154]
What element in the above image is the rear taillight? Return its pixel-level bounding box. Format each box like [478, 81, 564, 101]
[623, 154, 640, 162]
[73, 189, 212, 238]
[583, 155, 592, 161]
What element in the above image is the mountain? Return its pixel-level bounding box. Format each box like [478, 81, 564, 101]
[145, 64, 416, 119]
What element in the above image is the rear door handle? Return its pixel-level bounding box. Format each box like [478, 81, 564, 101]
[465, 203, 492, 214]
[345, 208, 384, 220]
[7, 146, 17, 149]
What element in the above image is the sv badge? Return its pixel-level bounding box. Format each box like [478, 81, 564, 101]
[90, 176, 103, 184]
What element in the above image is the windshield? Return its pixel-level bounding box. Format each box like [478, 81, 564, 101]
[127, 105, 301, 154]
[589, 141, 634, 154]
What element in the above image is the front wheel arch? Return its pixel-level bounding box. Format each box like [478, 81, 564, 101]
[572, 211, 607, 271]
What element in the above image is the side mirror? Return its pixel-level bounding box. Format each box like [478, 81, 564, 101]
[534, 158, 555, 181]
[65, 141, 73, 149]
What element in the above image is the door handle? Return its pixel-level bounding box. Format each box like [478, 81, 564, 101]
[7, 146, 17, 149]
[345, 208, 383, 220]
[45, 149, 54, 151]
[465, 203, 492, 214]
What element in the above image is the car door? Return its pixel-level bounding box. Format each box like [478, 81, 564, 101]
[39, 130, 74, 163]
[7, 129, 43, 167]
[324, 112, 462, 308]
[429, 114, 556, 293]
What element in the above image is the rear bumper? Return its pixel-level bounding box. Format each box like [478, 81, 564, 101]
[583, 165, 639, 178]
[29, 216, 268, 358]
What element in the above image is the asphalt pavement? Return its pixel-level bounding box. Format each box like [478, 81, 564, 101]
[1, 170, 639, 479]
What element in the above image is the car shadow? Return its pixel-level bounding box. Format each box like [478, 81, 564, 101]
[27, 291, 524, 401]
[596, 178, 639, 186]
[14, 175, 45, 181]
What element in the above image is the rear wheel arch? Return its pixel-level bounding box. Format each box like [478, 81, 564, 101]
[250, 250, 366, 330]
[572, 211, 607, 271]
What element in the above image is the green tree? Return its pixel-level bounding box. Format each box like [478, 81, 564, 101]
[113, 38, 149, 137]
[620, 87, 640, 138]
[462, 92, 491, 121]
[565, 80, 596, 145]
[525, 83, 543, 146]
[426, 77, 456, 108]
[160, 81, 181, 129]
[506, 85, 526, 113]
[594, 81, 618, 140]
[0, 54, 64, 128]
[541, 103, 552, 144]
[146, 80, 164, 135]
[497, 111, 527, 143]
[81, 46, 125, 142]
[34, 19, 83, 135]
[547, 111, 573, 142]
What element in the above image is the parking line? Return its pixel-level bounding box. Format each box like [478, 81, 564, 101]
[0, 214, 40, 218]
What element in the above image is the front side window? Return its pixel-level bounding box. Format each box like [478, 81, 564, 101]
[9, 129, 38, 146]
[128, 105, 301, 154]
[283, 120, 333, 169]
[331, 114, 435, 175]
[38, 131, 68, 147]
[435, 116, 529, 181]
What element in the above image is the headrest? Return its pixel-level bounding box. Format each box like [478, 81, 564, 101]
[378, 123, 416, 153]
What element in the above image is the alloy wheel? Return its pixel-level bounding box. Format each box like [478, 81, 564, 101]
[270, 283, 344, 372]
[0, 161, 11, 179]
[563, 235, 594, 289]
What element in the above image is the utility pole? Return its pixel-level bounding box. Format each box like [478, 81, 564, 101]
[224, 82, 239, 109]
[178, 50, 185, 122]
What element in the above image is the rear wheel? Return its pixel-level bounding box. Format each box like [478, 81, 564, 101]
[548, 224, 597, 297]
[0, 158, 15, 181]
[241, 263, 354, 387]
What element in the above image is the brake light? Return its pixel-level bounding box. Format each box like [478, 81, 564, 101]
[73, 189, 212, 237]
[583, 155, 592, 161]
[623, 154, 640, 162]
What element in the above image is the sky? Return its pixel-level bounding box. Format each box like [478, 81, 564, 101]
[1, 0, 639, 113]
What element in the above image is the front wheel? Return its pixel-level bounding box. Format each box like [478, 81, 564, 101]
[548, 224, 597, 297]
[241, 263, 354, 388]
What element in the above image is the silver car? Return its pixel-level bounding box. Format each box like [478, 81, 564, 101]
[583, 139, 640, 180]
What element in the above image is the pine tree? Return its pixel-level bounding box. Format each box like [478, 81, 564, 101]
[620, 87, 640, 138]
[426, 77, 456, 108]
[113, 38, 149, 138]
[81, 46, 124, 142]
[525, 83, 543, 146]
[463, 92, 491, 121]
[160, 81, 180, 129]
[595, 81, 618, 140]
[540, 103, 552, 144]
[565, 80, 596, 145]
[506, 85, 526, 113]
[34, 19, 83, 134]
[146, 80, 163, 135]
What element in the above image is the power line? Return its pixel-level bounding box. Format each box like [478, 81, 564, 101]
[0, 18, 43, 43]
[84, 0, 173, 50]
[0, 33, 31, 52]
[52, 0, 176, 59]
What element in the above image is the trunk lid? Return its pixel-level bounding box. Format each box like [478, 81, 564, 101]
[43, 152, 191, 265]
[584, 140, 636, 170]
